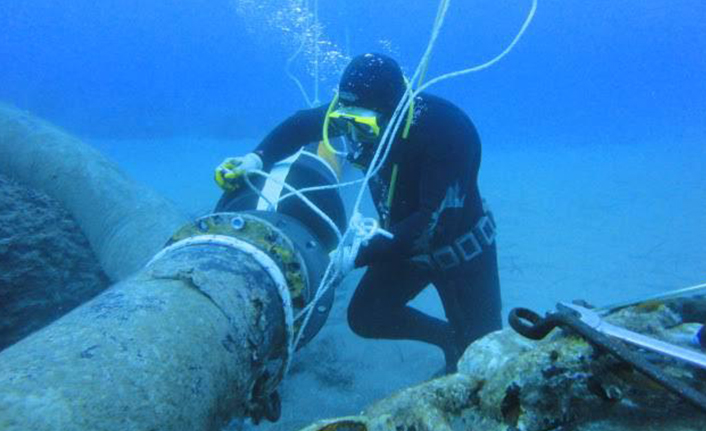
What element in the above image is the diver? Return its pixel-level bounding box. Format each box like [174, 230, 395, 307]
[214, 53, 502, 373]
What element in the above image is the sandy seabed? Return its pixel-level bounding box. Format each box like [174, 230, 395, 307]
[92, 137, 706, 430]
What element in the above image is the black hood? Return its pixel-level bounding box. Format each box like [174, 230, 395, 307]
[338, 53, 406, 116]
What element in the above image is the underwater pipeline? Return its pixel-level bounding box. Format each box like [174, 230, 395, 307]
[0, 105, 188, 282]
[0, 105, 345, 430]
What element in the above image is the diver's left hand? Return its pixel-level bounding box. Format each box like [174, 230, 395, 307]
[214, 153, 263, 192]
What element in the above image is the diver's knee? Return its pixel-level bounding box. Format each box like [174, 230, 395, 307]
[347, 302, 377, 338]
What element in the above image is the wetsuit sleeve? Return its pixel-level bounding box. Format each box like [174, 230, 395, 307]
[254, 104, 331, 170]
[354, 140, 462, 267]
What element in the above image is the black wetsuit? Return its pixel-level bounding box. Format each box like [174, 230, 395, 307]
[255, 93, 502, 370]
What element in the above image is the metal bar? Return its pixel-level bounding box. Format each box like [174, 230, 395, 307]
[599, 320, 706, 370]
[561, 302, 706, 370]
[553, 304, 706, 413]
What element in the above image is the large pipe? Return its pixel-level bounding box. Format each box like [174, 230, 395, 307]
[0, 209, 334, 430]
[0, 103, 187, 281]
[0, 105, 343, 429]
[0, 235, 287, 430]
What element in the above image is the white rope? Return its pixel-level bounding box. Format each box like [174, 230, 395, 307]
[415, 0, 538, 95]
[286, 36, 314, 108]
[300, 150, 340, 181]
[277, 176, 365, 205]
[292, 0, 538, 356]
[291, 212, 393, 351]
[244, 172, 275, 211]
[285, 0, 320, 108]
[251, 169, 343, 244]
[244, 0, 539, 366]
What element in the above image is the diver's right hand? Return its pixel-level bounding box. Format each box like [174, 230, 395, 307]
[214, 153, 263, 192]
[328, 245, 357, 282]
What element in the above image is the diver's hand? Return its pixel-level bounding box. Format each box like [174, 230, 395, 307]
[329, 245, 357, 281]
[214, 153, 263, 192]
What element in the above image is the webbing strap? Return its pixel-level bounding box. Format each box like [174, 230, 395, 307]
[256, 150, 302, 211]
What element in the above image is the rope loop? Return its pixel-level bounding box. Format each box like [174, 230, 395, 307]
[247, 0, 539, 379]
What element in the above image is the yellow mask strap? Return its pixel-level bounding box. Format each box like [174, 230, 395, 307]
[402, 77, 415, 140]
[402, 97, 414, 140]
[322, 93, 340, 155]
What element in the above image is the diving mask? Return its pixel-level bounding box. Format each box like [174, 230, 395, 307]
[328, 106, 382, 143]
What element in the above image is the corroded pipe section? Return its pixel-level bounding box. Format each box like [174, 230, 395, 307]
[0, 239, 287, 431]
[0, 104, 339, 429]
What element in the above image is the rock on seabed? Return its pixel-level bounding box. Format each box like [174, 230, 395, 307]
[297, 298, 706, 431]
[0, 174, 109, 350]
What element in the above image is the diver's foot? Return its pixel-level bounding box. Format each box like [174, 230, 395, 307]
[445, 343, 461, 368]
[430, 361, 457, 379]
[429, 344, 459, 378]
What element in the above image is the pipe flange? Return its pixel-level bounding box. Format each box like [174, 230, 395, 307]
[167, 212, 309, 310]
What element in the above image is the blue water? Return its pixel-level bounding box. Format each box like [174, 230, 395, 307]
[2, 1, 704, 144]
[2, 1, 706, 429]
